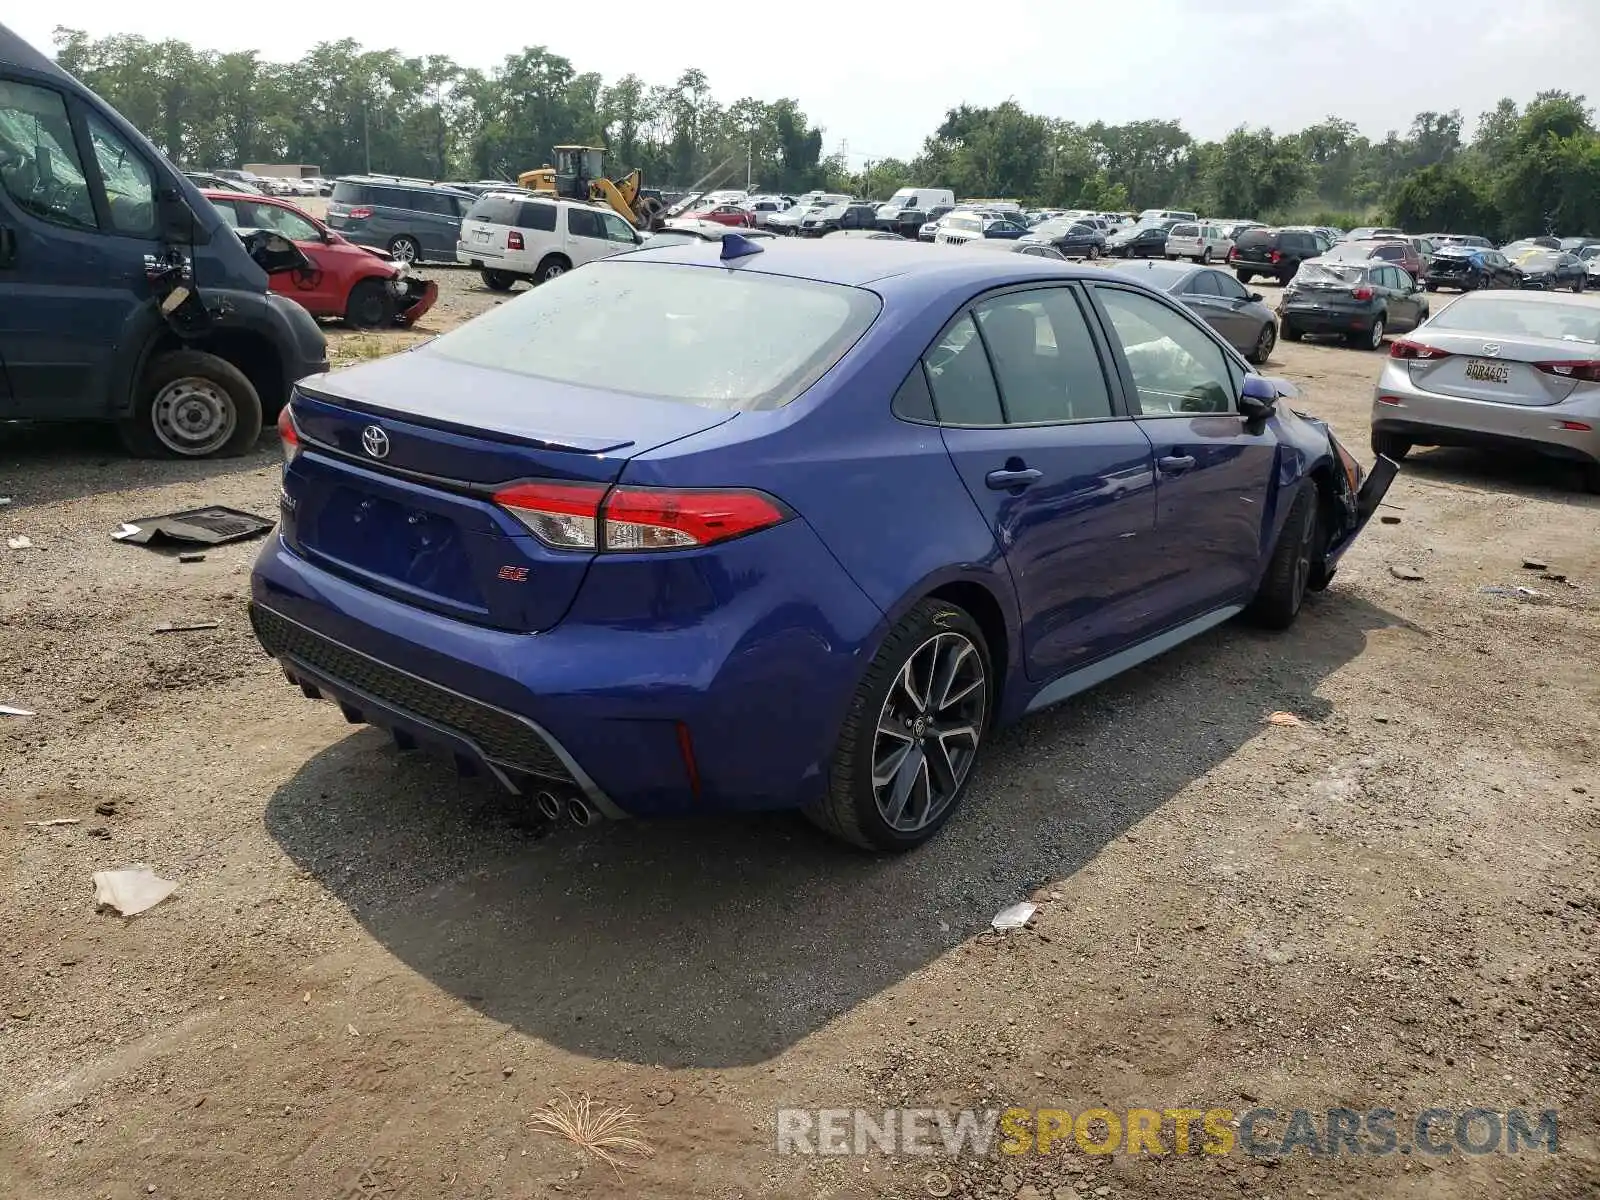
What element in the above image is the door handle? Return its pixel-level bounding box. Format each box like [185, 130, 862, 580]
[985, 467, 1042, 490]
[1158, 455, 1196, 474]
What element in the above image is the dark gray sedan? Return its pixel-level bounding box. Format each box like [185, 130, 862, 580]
[1108, 259, 1280, 363]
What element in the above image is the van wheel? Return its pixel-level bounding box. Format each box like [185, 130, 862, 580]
[804, 598, 991, 852]
[386, 236, 420, 264]
[480, 269, 517, 292]
[119, 350, 262, 460]
[344, 279, 396, 330]
[1245, 485, 1318, 631]
[533, 255, 571, 284]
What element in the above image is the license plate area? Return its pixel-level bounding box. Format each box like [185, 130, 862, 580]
[474, 229, 491, 242]
[1464, 359, 1510, 384]
[310, 486, 483, 607]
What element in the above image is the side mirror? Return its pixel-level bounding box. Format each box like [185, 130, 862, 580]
[1249, 291, 1264, 303]
[158, 186, 209, 246]
[1239, 374, 1278, 421]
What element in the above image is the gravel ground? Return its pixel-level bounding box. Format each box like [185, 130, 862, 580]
[2, 268, 1598, 1199]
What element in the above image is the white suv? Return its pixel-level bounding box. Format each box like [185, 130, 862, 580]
[1165, 221, 1233, 264]
[456, 191, 642, 290]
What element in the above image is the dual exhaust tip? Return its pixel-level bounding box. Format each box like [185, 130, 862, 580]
[535, 789, 596, 827]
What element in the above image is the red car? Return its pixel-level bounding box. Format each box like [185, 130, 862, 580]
[200, 190, 437, 329]
[1341, 237, 1427, 282]
[692, 203, 756, 228]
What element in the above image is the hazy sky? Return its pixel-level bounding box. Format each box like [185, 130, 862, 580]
[8, 1, 1598, 161]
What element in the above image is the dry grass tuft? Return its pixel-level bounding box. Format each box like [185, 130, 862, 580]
[529, 1090, 655, 1175]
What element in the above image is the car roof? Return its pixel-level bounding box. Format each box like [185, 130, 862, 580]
[1446, 288, 1600, 307]
[339, 174, 475, 196]
[616, 237, 1122, 292]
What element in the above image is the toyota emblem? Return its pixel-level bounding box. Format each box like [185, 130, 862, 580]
[1481, 342, 1502, 357]
[361, 425, 390, 458]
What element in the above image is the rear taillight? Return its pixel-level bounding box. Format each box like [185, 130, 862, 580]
[507, 230, 524, 250]
[492, 481, 791, 552]
[1534, 359, 1600, 382]
[1227, 246, 1237, 259]
[1389, 339, 1449, 360]
[277, 405, 301, 464]
[1269, 250, 1282, 264]
[1350, 286, 1374, 301]
[347, 206, 373, 220]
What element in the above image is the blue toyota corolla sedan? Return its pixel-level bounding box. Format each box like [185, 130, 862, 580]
[251, 235, 1393, 851]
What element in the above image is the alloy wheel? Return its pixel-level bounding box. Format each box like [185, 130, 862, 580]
[872, 632, 987, 834]
[1369, 318, 1385, 349]
[150, 377, 236, 457]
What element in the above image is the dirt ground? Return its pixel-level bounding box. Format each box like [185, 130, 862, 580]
[2, 266, 1598, 1200]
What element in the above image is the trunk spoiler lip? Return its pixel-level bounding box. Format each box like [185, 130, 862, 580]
[291, 382, 640, 454]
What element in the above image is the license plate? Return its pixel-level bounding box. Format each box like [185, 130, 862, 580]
[1464, 359, 1510, 384]
[474, 229, 490, 242]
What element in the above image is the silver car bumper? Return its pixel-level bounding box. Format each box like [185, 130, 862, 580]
[1371, 360, 1600, 464]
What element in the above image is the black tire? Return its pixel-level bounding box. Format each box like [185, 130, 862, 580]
[1236, 270, 1254, 284]
[1248, 320, 1277, 365]
[118, 349, 262, 460]
[533, 254, 571, 284]
[1282, 323, 1304, 342]
[1574, 276, 1586, 294]
[1581, 462, 1600, 494]
[1371, 430, 1412, 460]
[1425, 281, 1439, 292]
[480, 269, 517, 292]
[1349, 315, 1385, 350]
[344, 278, 396, 330]
[1245, 485, 1318, 630]
[803, 598, 992, 852]
[1201, 247, 1212, 263]
[386, 235, 421, 265]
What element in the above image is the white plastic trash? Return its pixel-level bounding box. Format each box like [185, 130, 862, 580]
[93, 866, 177, 916]
[991, 901, 1038, 931]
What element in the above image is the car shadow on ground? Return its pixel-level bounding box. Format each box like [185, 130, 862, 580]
[0, 421, 281, 511]
[265, 589, 1409, 1070]
[1394, 446, 1600, 505]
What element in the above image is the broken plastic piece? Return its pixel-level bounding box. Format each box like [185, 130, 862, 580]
[991, 902, 1038, 931]
[7, 536, 32, 549]
[111, 506, 272, 548]
[93, 866, 177, 916]
[0, 704, 35, 717]
[1267, 711, 1302, 727]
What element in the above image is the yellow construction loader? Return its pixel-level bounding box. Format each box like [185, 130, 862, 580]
[518, 146, 666, 231]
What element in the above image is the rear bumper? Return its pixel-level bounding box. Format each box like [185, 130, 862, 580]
[249, 520, 885, 817]
[1280, 303, 1377, 333]
[1371, 369, 1600, 464]
[393, 279, 438, 326]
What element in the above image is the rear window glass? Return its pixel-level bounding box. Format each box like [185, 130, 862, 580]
[428, 261, 882, 411]
[1428, 297, 1600, 344]
[1299, 262, 1367, 284]
[331, 181, 371, 204]
[1235, 229, 1274, 248]
[467, 195, 558, 231]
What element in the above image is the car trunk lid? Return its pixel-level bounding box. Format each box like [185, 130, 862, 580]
[285, 353, 738, 631]
[1401, 333, 1595, 405]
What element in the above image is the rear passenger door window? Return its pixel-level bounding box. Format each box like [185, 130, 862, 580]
[1092, 286, 1235, 415]
[567, 208, 606, 241]
[973, 288, 1114, 423]
[923, 314, 1003, 425]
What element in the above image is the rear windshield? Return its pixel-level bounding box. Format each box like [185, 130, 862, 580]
[331, 181, 370, 204]
[1235, 229, 1275, 248]
[467, 195, 558, 231]
[428, 260, 882, 411]
[1428, 297, 1600, 344]
[1299, 262, 1367, 284]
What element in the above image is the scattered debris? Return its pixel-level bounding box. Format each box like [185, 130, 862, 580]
[1267, 712, 1303, 727]
[1480, 585, 1542, 600]
[1389, 564, 1425, 581]
[1539, 571, 1567, 583]
[87, 828, 111, 840]
[152, 621, 221, 634]
[0, 704, 35, 717]
[991, 901, 1039, 931]
[529, 1091, 655, 1176]
[7, 536, 32, 550]
[347, 1024, 360, 1037]
[655, 1088, 675, 1106]
[1379, 515, 1401, 524]
[1521, 559, 1548, 571]
[25, 818, 81, 828]
[93, 866, 177, 916]
[112, 506, 272, 548]
[923, 1172, 954, 1198]
[94, 801, 118, 817]
[0, 496, 11, 506]
[178, 552, 207, 564]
